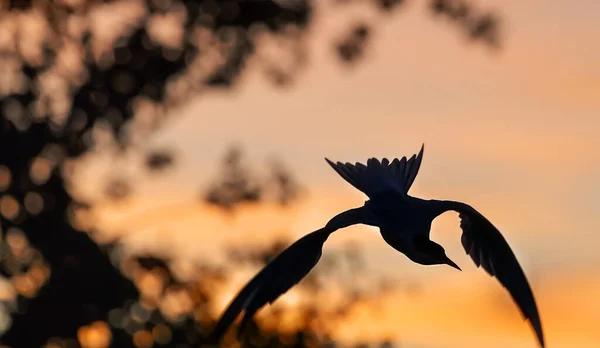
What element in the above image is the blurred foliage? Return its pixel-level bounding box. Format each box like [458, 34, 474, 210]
[205, 146, 303, 211]
[430, 0, 500, 48]
[145, 149, 175, 172]
[0, 0, 502, 347]
[111, 236, 397, 348]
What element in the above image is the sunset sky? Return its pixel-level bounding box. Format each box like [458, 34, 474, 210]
[79, 1, 600, 347]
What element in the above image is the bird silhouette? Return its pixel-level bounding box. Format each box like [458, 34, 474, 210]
[210, 144, 544, 348]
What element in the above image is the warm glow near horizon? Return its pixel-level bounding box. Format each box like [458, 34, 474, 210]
[71, 1, 600, 347]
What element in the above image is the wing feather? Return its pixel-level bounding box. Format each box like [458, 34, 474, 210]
[452, 204, 545, 348]
[405, 145, 424, 190]
[404, 154, 416, 184]
[210, 229, 328, 341]
[210, 207, 375, 341]
[398, 156, 407, 176]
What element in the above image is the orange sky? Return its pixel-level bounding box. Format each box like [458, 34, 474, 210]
[72, 1, 600, 347]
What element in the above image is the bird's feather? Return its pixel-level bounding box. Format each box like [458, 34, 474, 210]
[452, 203, 545, 348]
[209, 207, 375, 341]
[325, 144, 424, 198]
[209, 229, 329, 341]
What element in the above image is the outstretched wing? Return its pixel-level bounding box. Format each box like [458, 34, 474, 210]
[451, 203, 544, 348]
[325, 144, 424, 198]
[209, 207, 375, 341]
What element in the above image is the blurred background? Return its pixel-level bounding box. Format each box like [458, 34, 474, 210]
[0, 0, 598, 347]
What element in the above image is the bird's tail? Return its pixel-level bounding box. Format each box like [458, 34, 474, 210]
[325, 144, 424, 196]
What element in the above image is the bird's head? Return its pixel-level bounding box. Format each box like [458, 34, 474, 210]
[414, 238, 461, 271]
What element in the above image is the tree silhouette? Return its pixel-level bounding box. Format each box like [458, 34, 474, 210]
[0, 0, 503, 346]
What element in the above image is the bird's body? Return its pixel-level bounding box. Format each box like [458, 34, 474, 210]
[210, 145, 545, 348]
[355, 193, 435, 264]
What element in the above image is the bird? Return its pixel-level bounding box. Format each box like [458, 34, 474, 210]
[209, 144, 545, 348]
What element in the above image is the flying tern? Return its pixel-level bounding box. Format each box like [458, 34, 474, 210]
[210, 144, 544, 347]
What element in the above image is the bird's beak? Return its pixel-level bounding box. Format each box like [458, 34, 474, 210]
[443, 256, 462, 271]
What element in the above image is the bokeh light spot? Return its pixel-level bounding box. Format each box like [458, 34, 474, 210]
[151, 324, 172, 345]
[12, 274, 37, 298]
[0, 165, 10, 191]
[24, 192, 44, 215]
[137, 268, 165, 301]
[108, 308, 127, 329]
[133, 329, 153, 348]
[0, 195, 20, 220]
[6, 227, 28, 257]
[28, 263, 51, 287]
[77, 321, 112, 348]
[159, 287, 193, 320]
[130, 301, 151, 323]
[30, 157, 52, 185]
